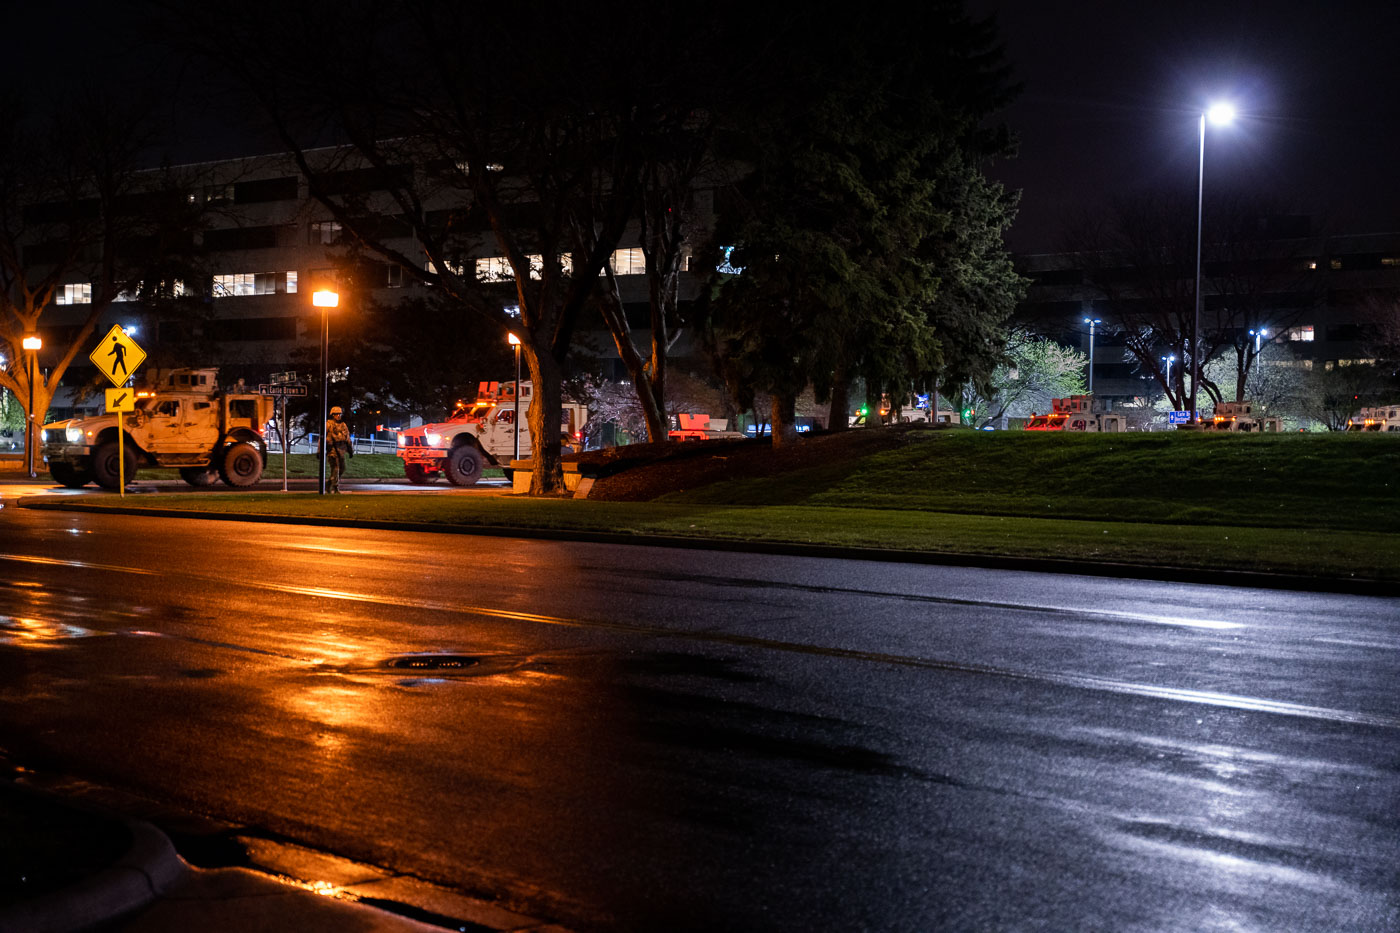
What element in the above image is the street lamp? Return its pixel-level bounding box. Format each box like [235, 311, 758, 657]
[1162, 354, 1176, 393]
[1083, 317, 1101, 395]
[313, 289, 339, 494]
[1192, 100, 1236, 423]
[22, 335, 41, 478]
[507, 333, 522, 460]
[1249, 327, 1268, 355]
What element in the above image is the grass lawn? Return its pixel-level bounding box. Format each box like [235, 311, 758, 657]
[43, 431, 1400, 585]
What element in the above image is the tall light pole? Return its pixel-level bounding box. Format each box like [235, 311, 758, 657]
[22, 335, 41, 478]
[313, 289, 339, 494]
[1249, 327, 1268, 355]
[508, 332, 522, 460]
[1083, 317, 1101, 395]
[1193, 101, 1235, 423]
[1162, 354, 1175, 397]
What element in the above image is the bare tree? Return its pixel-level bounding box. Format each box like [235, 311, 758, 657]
[1064, 194, 1319, 412]
[0, 89, 203, 460]
[191, 0, 732, 492]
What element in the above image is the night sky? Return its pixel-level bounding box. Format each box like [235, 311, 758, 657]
[9, 2, 1400, 256]
[970, 0, 1400, 252]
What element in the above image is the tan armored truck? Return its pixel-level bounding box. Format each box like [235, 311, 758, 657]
[396, 380, 587, 486]
[1203, 401, 1282, 432]
[41, 368, 274, 490]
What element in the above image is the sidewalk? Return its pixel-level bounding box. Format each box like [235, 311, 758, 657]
[0, 781, 555, 933]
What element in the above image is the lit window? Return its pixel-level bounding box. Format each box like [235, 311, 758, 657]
[1285, 325, 1314, 342]
[213, 272, 294, 297]
[475, 254, 564, 282]
[310, 221, 343, 245]
[607, 248, 646, 276]
[116, 280, 186, 302]
[1382, 257, 1400, 267]
[57, 283, 92, 305]
[1330, 259, 1341, 270]
[475, 256, 513, 282]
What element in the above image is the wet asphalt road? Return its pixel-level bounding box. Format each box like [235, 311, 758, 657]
[0, 506, 1397, 931]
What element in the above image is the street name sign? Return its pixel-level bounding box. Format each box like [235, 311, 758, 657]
[259, 383, 308, 397]
[1168, 410, 1192, 424]
[89, 325, 146, 387]
[105, 388, 135, 413]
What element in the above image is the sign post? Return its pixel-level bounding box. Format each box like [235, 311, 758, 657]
[90, 325, 146, 498]
[260, 382, 308, 492]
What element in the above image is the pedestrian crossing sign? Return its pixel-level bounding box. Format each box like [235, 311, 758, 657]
[89, 325, 146, 387]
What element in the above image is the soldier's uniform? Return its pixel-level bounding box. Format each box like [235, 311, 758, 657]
[323, 406, 352, 493]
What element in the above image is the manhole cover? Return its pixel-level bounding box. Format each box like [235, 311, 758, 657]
[386, 655, 480, 671]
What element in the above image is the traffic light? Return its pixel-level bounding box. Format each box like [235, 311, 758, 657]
[960, 406, 974, 425]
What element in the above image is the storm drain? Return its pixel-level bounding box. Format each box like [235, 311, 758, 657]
[385, 654, 481, 671]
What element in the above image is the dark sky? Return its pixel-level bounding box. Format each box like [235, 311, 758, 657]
[967, 0, 1400, 252]
[10, 2, 1400, 256]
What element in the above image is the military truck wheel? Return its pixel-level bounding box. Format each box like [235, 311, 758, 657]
[404, 463, 435, 485]
[444, 445, 484, 486]
[49, 461, 92, 488]
[219, 442, 264, 487]
[180, 467, 218, 487]
[92, 442, 135, 490]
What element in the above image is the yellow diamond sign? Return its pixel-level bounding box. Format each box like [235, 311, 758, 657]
[89, 325, 146, 388]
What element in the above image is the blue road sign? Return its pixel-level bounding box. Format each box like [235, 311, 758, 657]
[1168, 410, 1191, 424]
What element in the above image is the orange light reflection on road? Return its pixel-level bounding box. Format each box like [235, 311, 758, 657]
[0, 616, 103, 648]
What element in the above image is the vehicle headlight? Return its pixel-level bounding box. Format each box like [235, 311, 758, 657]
[397, 434, 407, 447]
[40, 429, 50, 443]
[67, 427, 84, 444]
[425, 432, 442, 446]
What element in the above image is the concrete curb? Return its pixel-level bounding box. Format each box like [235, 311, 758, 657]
[0, 811, 186, 933]
[16, 496, 1399, 598]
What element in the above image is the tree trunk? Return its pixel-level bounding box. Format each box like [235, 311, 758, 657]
[523, 347, 566, 495]
[771, 393, 799, 448]
[828, 370, 851, 432]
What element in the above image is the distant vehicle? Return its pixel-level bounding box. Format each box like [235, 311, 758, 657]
[1024, 396, 1125, 432]
[396, 381, 588, 485]
[669, 413, 746, 442]
[1346, 405, 1400, 432]
[41, 368, 273, 490]
[1202, 401, 1281, 432]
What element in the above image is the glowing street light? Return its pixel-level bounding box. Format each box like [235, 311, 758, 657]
[22, 335, 41, 478]
[1162, 354, 1176, 390]
[507, 333, 522, 460]
[1249, 327, 1268, 354]
[1192, 100, 1237, 423]
[1083, 317, 1101, 394]
[313, 289, 339, 494]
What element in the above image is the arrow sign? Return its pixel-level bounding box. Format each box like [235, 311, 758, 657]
[105, 388, 135, 412]
[89, 325, 146, 388]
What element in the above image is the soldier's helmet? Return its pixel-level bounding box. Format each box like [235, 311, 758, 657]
[330, 406, 343, 416]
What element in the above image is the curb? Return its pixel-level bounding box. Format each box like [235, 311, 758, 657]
[0, 805, 186, 933]
[15, 496, 1399, 598]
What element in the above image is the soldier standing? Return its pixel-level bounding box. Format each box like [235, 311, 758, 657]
[323, 405, 352, 493]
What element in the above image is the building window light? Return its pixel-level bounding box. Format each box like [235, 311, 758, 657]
[213, 272, 295, 297]
[606, 247, 646, 276]
[57, 283, 92, 305]
[1285, 325, 1315, 342]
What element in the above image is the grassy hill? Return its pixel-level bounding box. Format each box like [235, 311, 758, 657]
[656, 430, 1400, 534]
